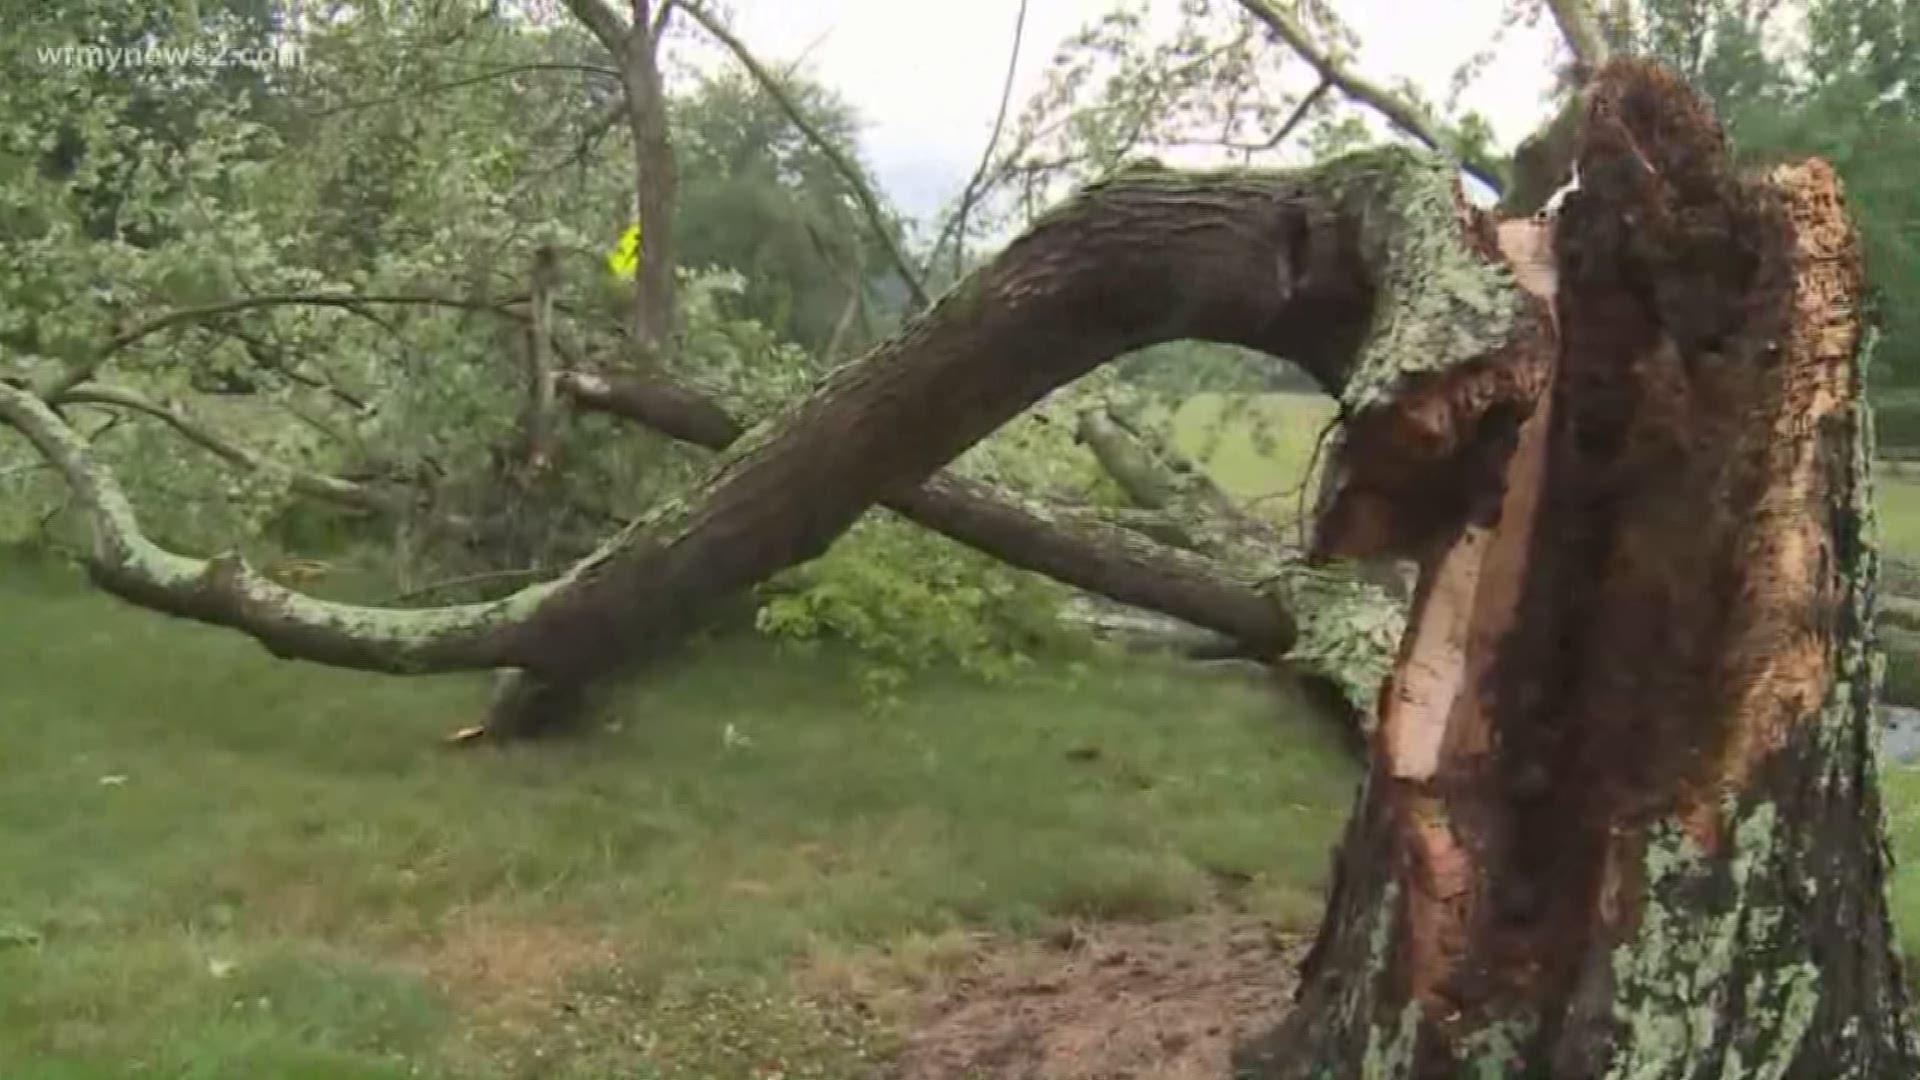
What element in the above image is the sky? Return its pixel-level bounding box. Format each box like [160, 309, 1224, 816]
[709, 0, 1568, 223]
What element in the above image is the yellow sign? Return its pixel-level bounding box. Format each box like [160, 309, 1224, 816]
[607, 221, 642, 280]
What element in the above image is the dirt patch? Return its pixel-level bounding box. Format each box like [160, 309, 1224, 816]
[865, 916, 1307, 1080]
[415, 906, 619, 1034]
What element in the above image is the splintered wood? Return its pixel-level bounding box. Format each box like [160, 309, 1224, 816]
[1378, 218, 1560, 782]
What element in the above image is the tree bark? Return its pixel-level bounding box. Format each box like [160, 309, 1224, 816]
[1239, 60, 1919, 1078]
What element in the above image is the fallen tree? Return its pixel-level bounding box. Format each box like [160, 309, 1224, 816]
[3, 143, 1504, 726]
[4, 50, 1914, 1071]
[557, 370, 1402, 728]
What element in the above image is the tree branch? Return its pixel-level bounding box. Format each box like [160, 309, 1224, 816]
[0, 383, 529, 670]
[51, 384, 401, 516]
[679, 1, 932, 309]
[941, 0, 1031, 280]
[520, 247, 561, 469]
[1077, 406, 1242, 521]
[555, 369, 1295, 652]
[47, 292, 527, 400]
[2, 150, 1530, 692]
[1545, 0, 1611, 75]
[1262, 77, 1333, 152]
[1234, 0, 1507, 193]
[559, 0, 628, 55]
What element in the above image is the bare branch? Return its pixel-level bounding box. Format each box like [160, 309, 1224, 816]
[679, 1, 933, 309]
[941, 0, 1032, 280]
[45, 292, 526, 400]
[1234, 0, 1507, 193]
[52, 384, 400, 516]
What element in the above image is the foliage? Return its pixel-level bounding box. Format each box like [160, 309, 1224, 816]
[671, 69, 903, 357]
[958, 0, 1500, 251]
[754, 515, 1072, 705]
[0, 0, 1101, 688]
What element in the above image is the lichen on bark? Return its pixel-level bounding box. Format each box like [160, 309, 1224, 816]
[1598, 803, 1822, 1080]
[1318, 147, 1529, 414]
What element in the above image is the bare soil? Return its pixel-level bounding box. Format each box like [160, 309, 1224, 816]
[887, 915, 1307, 1080]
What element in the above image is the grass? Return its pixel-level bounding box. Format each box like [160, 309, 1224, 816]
[1166, 392, 1339, 510]
[0, 555, 1357, 1079]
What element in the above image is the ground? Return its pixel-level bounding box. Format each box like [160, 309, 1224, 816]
[0, 555, 1354, 1079]
[6, 392, 1920, 1078]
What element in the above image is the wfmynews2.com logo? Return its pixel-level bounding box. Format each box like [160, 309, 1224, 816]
[36, 40, 306, 73]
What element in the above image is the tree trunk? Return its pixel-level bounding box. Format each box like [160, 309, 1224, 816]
[555, 369, 1302, 659]
[560, 0, 678, 352]
[1238, 60, 1919, 1078]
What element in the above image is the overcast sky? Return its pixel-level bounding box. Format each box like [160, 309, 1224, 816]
[708, 0, 1567, 222]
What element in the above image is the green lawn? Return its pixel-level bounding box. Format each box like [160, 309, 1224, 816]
[0, 556, 1357, 1079]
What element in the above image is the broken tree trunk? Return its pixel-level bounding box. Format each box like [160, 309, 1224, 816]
[1238, 61, 1919, 1078]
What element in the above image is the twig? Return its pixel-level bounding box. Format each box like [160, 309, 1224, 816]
[1234, 0, 1506, 192]
[942, 0, 1031, 281]
[49, 292, 529, 399]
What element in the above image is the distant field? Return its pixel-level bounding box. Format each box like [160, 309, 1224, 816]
[1170, 391, 1920, 564]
